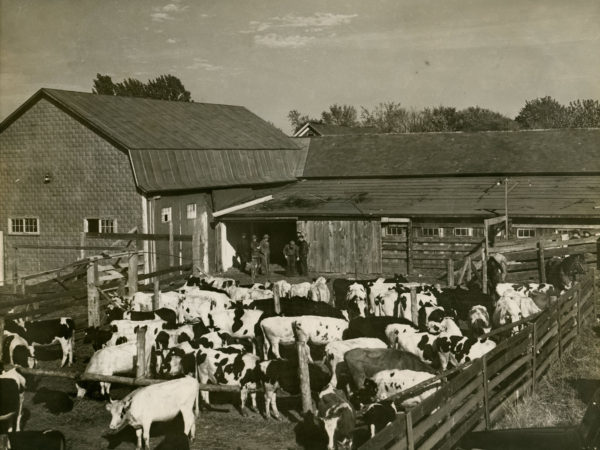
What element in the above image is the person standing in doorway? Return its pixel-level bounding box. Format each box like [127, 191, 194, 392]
[283, 239, 298, 276]
[250, 234, 261, 277]
[238, 233, 251, 273]
[297, 233, 310, 276]
[259, 234, 270, 275]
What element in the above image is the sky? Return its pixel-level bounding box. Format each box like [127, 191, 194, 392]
[1, 0, 599, 133]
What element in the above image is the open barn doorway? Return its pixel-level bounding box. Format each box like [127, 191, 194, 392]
[224, 220, 297, 272]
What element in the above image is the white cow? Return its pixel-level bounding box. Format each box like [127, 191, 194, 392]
[493, 291, 541, 334]
[309, 277, 331, 303]
[130, 291, 182, 313]
[323, 337, 387, 387]
[260, 316, 348, 361]
[106, 376, 199, 450]
[290, 282, 311, 298]
[346, 283, 368, 317]
[272, 280, 292, 299]
[364, 369, 439, 407]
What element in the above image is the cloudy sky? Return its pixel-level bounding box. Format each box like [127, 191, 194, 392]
[1, 0, 599, 132]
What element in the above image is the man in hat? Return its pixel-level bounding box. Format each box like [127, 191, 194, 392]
[297, 233, 310, 276]
[283, 239, 298, 276]
[250, 234, 261, 276]
[259, 234, 270, 275]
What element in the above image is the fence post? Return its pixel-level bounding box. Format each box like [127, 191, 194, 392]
[153, 278, 160, 310]
[556, 301, 562, 359]
[405, 411, 415, 450]
[447, 259, 454, 288]
[531, 321, 538, 392]
[135, 326, 148, 379]
[128, 249, 139, 297]
[80, 232, 86, 260]
[293, 321, 313, 414]
[13, 247, 18, 294]
[481, 247, 488, 294]
[466, 256, 472, 283]
[410, 287, 418, 324]
[168, 222, 175, 268]
[576, 284, 581, 335]
[0, 318, 4, 362]
[482, 356, 490, 429]
[593, 268, 597, 321]
[87, 261, 101, 327]
[407, 222, 413, 275]
[538, 240, 546, 284]
[20, 278, 26, 296]
[273, 289, 281, 315]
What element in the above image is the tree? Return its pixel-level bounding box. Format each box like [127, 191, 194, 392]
[287, 110, 315, 133]
[92, 74, 116, 95]
[360, 102, 411, 133]
[321, 104, 358, 127]
[566, 99, 600, 128]
[515, 96, 568, 129]
[455, 106, 518, 132]
[92, 74, 192, 102]
[420, 106, 459, 132]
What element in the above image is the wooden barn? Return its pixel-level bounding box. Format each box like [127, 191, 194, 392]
[216, 129, 600, 276]
[0, 88, 302, 283]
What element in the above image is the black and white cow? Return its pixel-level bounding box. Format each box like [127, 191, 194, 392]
[435, 335, 497, 369]
[4, 430, 67, 450]
[247, 298, 347, 320]
[105, 305, 177, 328]
[105, 319, 167, 347]
[2, 333, 35, 368]
[106, 376, 199, 450]
[362, 401, 397, 438]
[317, 385, 356, 450]
[208, 308, 265, 353]
[323, 338, 388, 388]
[0, 367, 27, 433]
[6, 318, 74, 367]
[258, 358, 331, 420]
[360, 369, 439, 407]
[343, 317, 417, 342]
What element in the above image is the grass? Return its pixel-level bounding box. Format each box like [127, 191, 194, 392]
[494, 323, 600, 430]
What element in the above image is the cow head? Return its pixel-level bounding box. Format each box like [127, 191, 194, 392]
[493, 294, 522, 335]
[346, 283, 367, 318]
[468, 305, 491, 336]
[106, 397, 132, 432]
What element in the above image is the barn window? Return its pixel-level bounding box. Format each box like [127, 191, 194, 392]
[85, 218, 116, 233]
[186, 204, 197, 219]
[384, 225, 406, 237]
[421, 227, 443, 237]
[9, 217, 39, 235]
[454, 227, 473, 237]
[161, 207, 172, 223]
[517, 228, 536, 238]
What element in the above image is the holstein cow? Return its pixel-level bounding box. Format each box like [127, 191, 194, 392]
[4, 430, 67, 450]
[546, 254, 587, 291]
[417, 307, 461, 335]
[106, 376, 199, 450]
[493, 292, 541, 334]
[196, 346, 258, 414]
[247, 298, 347, 321]
[105, 305, 177, 328]
[260, 316, 348, 361]
[272, 280, 292, 299]
[6, 318, 75, 367]
[77, 341, 153, 398]
[130, 291, 182, 313]
[435, 335, 497, 370]
[495, 282, 558, 310]
[435, 287, 495, 329]
[360, 369, 439, 407]
[323, 338, 388, 388]
[362, 401, 397, 438]
[258, 358, 331, 420]
[468, 305, 491, 337]
[290, 282, 312, 299]
[317, 385, 356, 450]
[343, 317, 417, 343]
[390, 327, 443, 368]
[0, 367, 26, 432]
[345, 283, 368, 318]
[393, 284, 441, 322]
[343, 348, 435, 396]
[105, 319, 166, 347]
[2, 333, 35, 368]
[309, 277, 331, 303]
[208, 308, 265, 354]
[157, 341, 199, 378]
[154, 325, 195, 351]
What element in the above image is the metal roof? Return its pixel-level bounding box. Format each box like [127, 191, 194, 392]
[225, 176, 600, 219]
[302, 129, 600, 178]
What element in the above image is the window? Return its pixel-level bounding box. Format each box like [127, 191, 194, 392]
[186, 203, 197, 219]
[85, 218, 116, 233]
[454, 227, 473, 237]
[9, 217, 39, 235]
[161, 207, 172, 223]
[422, 227, 443, 237]
[517, 228, 536, 239]
[385, 225, 406, 237]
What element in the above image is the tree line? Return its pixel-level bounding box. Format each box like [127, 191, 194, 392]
[288, 97, 600, 133]
[90, 74, 599, 133]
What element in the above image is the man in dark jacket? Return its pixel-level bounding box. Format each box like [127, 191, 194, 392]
[238, 233, 251, 272]
[297, 233, 310, 276]
[283, 240, 298, 276]
[259, 234, 270, 275]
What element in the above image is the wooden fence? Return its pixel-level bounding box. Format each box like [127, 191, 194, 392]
[359, 269, 597, 450]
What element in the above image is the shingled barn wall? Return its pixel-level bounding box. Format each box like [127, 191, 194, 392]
[0, 98, 144, 282]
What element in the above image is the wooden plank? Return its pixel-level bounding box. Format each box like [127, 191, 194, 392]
[294, 322, 313, 413]
[538, 240, 546, 283]
[405, 412, 414, 450]
[138, 264, 192, 281]
[86, 232, 192, 242]
[482, 356, 490, 428]
[488, 352, 531, 391]
[358, 415, 406, 450]
[536, 348, 559, 379]
[489, 378, 533, 423]
[407, 222, 413, 275]
[437, 405, 484, 450]
[448, 259, 455, 287]
[87, 261, 100, 327]
[135, 326, 147, 378]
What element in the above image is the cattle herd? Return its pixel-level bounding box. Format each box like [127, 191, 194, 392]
[0, 255, 583, 449]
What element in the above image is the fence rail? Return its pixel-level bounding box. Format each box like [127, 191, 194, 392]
[359, 269, 597, 450]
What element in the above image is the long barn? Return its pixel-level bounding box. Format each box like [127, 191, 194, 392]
[215, 129, 600, 276]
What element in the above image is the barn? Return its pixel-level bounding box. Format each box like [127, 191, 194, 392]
[0, 88, 302, 284]
[216, 129, 600, 276]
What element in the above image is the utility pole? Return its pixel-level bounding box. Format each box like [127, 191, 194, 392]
[504, 177, 509, 238]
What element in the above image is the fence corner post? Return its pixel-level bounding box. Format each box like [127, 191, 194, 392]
[273, 289, 281, 315]
[0, 318, 5, 362]
[405, 410, 415, 450]
[538, 240, 546, 284]
[482, 356, 490, 429]
[136, 325, 148, 379]
[293, 321, 313, 414]
[481, 247, 487, 294]
[87, 261, 100, 327]
[531, 321, 537, 392]
[128, 249, 139, 297]
[447, 259, 454, 288]
[576, 283, 581, 335]
[153, 278, 160, 310]
[410, 287, 419, 324]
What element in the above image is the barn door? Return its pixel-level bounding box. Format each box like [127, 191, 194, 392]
[381, 218, 410, 276]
